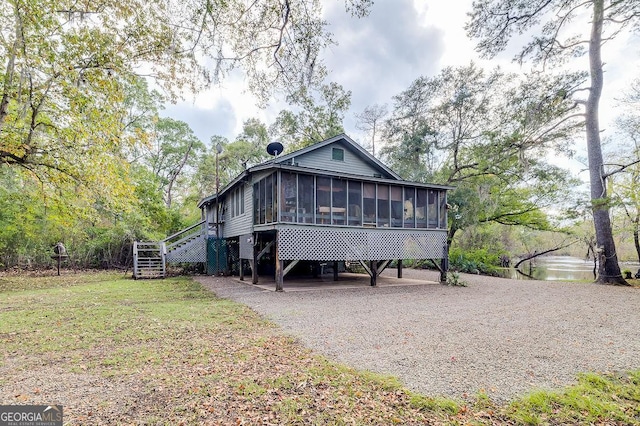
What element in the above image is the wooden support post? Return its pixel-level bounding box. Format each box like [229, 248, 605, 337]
[370, 260, 378, 286]
[257, 241, 275, 260]
[333, 261, 339, 281]
[239, 259, 244, 281]
[358, 260, 372, 277]
[283, 259, 300, 277]
[252, 233, 259, 284]
[440, 244, 449, 284]
[378, 260, 392, 275]
[275, 232, 283, 291]
[397, 259, 403, 279]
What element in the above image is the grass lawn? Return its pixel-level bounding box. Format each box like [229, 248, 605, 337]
[0, 272, 639, 425]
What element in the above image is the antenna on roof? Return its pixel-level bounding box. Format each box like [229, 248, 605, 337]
[266, 141, 284, 158]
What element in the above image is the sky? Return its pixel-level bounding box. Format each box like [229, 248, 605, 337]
[163, 0, 640, 176]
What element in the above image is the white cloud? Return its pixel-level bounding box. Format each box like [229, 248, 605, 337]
[318, 0, 446, 143]
[164, 0, 640, 167]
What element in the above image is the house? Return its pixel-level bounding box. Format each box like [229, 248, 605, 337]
[196, 133, 452, 288]
[133, 134, 452, 288]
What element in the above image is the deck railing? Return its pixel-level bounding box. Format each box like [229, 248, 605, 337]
[133, 220, 207, 278]
[164, 220, 207, 263]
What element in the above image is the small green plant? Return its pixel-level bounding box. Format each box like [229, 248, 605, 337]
[445, 271, 467, 287]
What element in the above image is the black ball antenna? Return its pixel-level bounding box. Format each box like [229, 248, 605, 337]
[266, 141, 284, 157]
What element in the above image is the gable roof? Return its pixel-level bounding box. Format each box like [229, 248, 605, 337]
[273, 134, 402, 180]
[197, 133, 452, 208]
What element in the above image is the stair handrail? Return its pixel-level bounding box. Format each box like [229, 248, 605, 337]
[162, 220, 206, 245]
[166, 232, 206, 253]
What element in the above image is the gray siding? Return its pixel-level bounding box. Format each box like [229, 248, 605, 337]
[291, 142, 384, 177]
[223, 181, 253, 238]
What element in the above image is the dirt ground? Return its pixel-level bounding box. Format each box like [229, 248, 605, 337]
[198, 268, 640, 402]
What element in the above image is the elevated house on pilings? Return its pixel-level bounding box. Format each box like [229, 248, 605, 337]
[195, 134, 452, 290]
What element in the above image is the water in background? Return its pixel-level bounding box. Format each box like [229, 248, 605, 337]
[499, 255, 640, 281]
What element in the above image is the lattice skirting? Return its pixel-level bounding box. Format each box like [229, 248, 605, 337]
[276, 227, 447, 261]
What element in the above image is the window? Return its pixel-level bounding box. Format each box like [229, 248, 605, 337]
[390, 186, 403, 227]
[240, 185, 245, 214]
[231, 187, 244, 218]
[404, 187, 415, 228]
[281, 172, 297, 222]
[363, 183, 376, 224]
[439, 191, 448, 229]
[332, 147, 345, 161]
[253, 174, 276, 224]
[332, 178, 347, 225]
[316, 177, 331, 224]
[234, 188, 239, 217]
[428, 190, 439, 228]
[259, 179, 266, 224]
[230, 189, 235, 218]
[265, 174, 274, 223]
[416, 189, 427, 228]
[272, 174, 278, 222]
[298, 174, 314, 224]
[253, 183, 259, 224]
[348, 181, 362, 226]
[377, 184, 389, 227]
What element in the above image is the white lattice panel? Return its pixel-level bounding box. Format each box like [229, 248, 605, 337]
[166, 237, 206, 263]
[277, 227, 446, 261]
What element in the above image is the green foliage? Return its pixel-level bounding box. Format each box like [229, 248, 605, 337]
[0, 0, 376, 271]
[467, 0, 635, 284]
[408, 394, 461, 415]
[445, 271, 468, 287]
[270, 82, 351, 150]
[139, 117, 205, 208]
[0, 159, 186, 269]
[610, 88, 640, 263]
[505, 371, 640, 425]
[1, 273, 466, 424]
[381, 64, 582, 243]
[191, 119, 272, 200]
[449, 246, 504, 276]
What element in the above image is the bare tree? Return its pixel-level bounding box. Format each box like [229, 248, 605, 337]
[355, 104, 388, 156]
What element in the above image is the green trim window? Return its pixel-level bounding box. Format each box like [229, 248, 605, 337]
[332, 147, 345, 161]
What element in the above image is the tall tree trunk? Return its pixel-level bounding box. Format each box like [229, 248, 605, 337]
[165, 140, 195, 209]
[0, 4, 23, 132]
[634, 215, 640, 264]
[587, 0, 627, 285]
[447, 225, 457, 247]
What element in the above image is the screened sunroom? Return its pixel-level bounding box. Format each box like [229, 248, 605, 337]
[252, 170, 448, 230]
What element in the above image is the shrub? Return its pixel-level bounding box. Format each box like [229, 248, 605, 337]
[448, 247, 505, 276]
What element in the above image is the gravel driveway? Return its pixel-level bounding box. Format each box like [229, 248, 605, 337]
[197, 270, 640, 402]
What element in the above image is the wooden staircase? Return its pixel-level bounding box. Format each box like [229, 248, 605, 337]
[133, 221, 207, 279]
